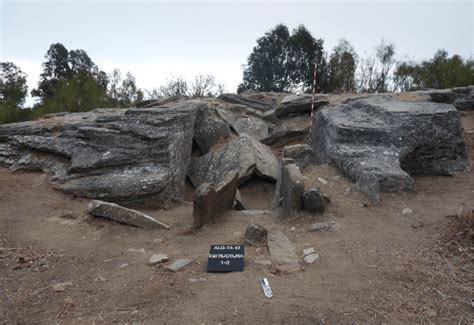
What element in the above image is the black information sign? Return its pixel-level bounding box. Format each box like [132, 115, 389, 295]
[207, 245, 245, 272]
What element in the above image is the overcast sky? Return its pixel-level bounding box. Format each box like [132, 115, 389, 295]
[1, 0, 473, 105]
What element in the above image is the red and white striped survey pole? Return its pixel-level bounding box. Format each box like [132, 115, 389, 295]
[309, 61, 318, 140]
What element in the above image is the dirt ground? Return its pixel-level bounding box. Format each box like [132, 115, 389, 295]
[1, 112, 473, 324]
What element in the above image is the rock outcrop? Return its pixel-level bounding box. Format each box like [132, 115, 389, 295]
[0, 101, 204, 207]
[310, 96, 469, 197]
[188, 133, 279, 188]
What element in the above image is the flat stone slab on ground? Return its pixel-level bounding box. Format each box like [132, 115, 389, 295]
[303, 253, 320, 264]
[165, 259, 194, 272]
[148, 254, 169, 265]
[308, 221, 336, 232]
[267, 232, 300, 274]
[87, 200, 170, 229]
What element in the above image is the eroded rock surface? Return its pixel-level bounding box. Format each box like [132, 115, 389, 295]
[0, 101, 202, 207]
[188, 133, 279, 188]
[310, 96, 468, 196]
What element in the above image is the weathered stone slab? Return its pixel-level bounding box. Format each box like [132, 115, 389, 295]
[276, 94, 329, 118]
[87, 200, 170, 229]
[219, 93, 274, 112]
[194, 114, 231, 154]
[148, 254, 169, 265]
[165, 258, 194, 272]
[280, 163, 304, 212]
[310, 96, 469, 198]
[232, 116, 273, 141]
[193, 172, 239, 229]
[188, 133, 279, 188]
[267, 232, 300, 274]
[283, 144, 315, 169]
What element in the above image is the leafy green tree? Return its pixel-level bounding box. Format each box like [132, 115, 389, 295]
[0, 62, 28, 107]
[394, 50, 474, 91]
[31, 43, 71, 99]
[30, 43, 109, 116]
[328, 39, 358, 92]
[238, 24, 328, 93]
[0, 62, 30, 124]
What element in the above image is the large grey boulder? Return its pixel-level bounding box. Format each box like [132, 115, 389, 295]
[192, 172, 239, 229]
[276, 94, 329, 118]
[310, 96, 469, 197]
[87, 200, 170, 229]
[219, 93, 273, 113]
[0, 101, 202, 208]
[188, 133, 279, 188]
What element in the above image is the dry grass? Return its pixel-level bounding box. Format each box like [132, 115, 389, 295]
[443, 207, 474, 258]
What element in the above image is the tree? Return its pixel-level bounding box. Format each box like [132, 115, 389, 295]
[0, 62, 30, 124]
[31, 43, 71, 99]
[357, 39, 396, 93]
[238, 24, 328, 93]
[393, 50, 474, 91]
[0, 62, 28, 107]
[328, 39, 358, 92]
[29, 43, 110, 117]
[106, 69, 143, 107]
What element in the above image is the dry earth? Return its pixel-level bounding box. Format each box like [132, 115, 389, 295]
[0, 111, 473, 324]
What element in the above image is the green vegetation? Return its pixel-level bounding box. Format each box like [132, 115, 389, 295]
[1, 28, 473, 125]
[1, 43, 143, 124]
[394, 50, 474, 91]
[238, 24, 328, 93]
